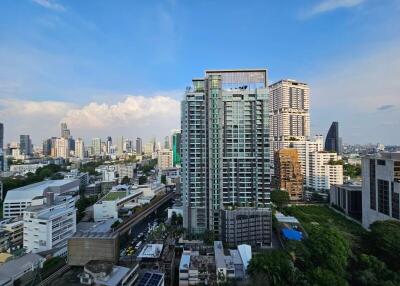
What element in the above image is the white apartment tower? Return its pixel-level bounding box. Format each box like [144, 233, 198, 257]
[75, 138, 85, 159]
[309, 151, 343, 191]
[92, 138, 102, 156]
[158, 149, 173, 170]
[269, 79, 310, 142]
[55, 137, 69, 158]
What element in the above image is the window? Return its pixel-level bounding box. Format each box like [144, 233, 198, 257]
[378, 179, 389, 215]
[377, 159, 386, 166]
[370, 160, 376, 210]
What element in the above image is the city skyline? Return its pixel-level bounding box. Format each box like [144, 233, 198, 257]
[0, 0, 400, 144]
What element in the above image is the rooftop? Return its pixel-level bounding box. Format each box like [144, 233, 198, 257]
[0, 253, 44, 280]
[76, 219, 115, 233]
[102, 191, 128, 201]
[137, 244, 163, 259]
[137, 272, 164, 286]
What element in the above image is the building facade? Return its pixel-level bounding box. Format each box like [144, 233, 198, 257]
[75, 138, 85, 159]
[274, 148, 304, 200]
[181, 69, 271, 240]
[325, 121, 341, 154]
[361, 153, 400, 228]
[19, 135, 32, 156]
[172, 130, 181, 166]
[23, 195, 76, 253]
[330, 183, 362, 221]
[136, 137, 142, 155]
[158, 149, 173, 170]
[309, 151, 343, 191]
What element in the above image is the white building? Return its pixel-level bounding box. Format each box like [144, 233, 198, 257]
[55, 137, 70, 158]
[0, 253, 44, 285]
[269, 79, 310, 142]
[144, 142, 154, 156]
[75, 138, 85, 159]
[309, 151, 343, 191]
[9, 163, 47, 175]
[117, 164, 136, 179]
[93, 187, 143, 222]
[157, 149, 173, 170]
[361, 152, 400, 228]
[23, 194, 76, 254]
[92, 138, 102, 156]
[3, 179, 80, 218]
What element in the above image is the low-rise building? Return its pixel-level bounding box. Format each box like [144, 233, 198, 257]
[23, 194, 76, 254]
[79, 260, 139, 286]
[1, 218, 23, 251]
[309, 151, 343, 191]
[138, 272, 165, 286]
[178, 250, 215, 286]
[330, 182, 362, 222]
[117, 164, 136, 180]
[158, 149, 173, 170]
[0, 253, 44, 286]
[221, 208, 272, 248]
[9, 163, 48, 175]
[3, 179, 79, 218]
[68, 219, 119, 266]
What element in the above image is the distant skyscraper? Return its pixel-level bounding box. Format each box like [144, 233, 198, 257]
[164, 136, 170, 150]
[43, 138, 53, 156]
[275, 148, 304, 201]
[92, 138, 102, 156]
[269, 79, 310, 142]
[55, 137, 69, 158]
[0, 123, 3, 150]
[181, 69, 271, 246]
[117, 137, 124, 156]
[75, 138, 85, 159]
[325, 121, 340, 154]
[60, 122, 71, 139]
[106, 136, 112, 154]
[19, 135, 32, 156]
[172, 130, 181, 166]
[136, 137, 142, 155]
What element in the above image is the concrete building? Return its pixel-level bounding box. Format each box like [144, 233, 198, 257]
[275, 148, 304, 200]
[23, 195, 76, 254]
[361, 152, 400, 228]
[19, 135, 32, 156]
[68, 219, 119, 266]
[92, 138, 102, 156]
[309, 151, 343, 191]
[221, 208, 272, 248]
[179, 251, 215, 286]
[158, 149, 173, 170]
[117, 136, 124, 156]
[55, 137, 70, 158]
[117, 164, 136, 180]
[75, 138, 85, 159]
[9, 163, 47, 175]
[269, 79, 310, 142]
[181, 69, 271, 240]
[79, 260, 139, 286]
[93, 187, 143, 221]
[330, 182, 362, 221]
[144, 142, 154, 156]
[138, 272, 165, 286]
[60, 122, 70, 139]
[1, 218, 23, 251]
[136, 137, 143, 155]
[3, 179, 80, 218]
[0, 253, 44, 286]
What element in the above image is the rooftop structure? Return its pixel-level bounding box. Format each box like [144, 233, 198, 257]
[137, 244, 164, 259]
[0, 253, 44, 285]
[137, 272, 165, 286]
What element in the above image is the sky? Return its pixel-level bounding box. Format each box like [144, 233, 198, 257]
[0, 0, 399, 145]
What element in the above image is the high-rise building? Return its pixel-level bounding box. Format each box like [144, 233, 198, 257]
[19, 135, 32, 156]
[158, 149, 173, 170]
[172, 130, 181, 166]
[117, 137, 124, 156]
[181, 69, 271, 246]
[60, 122, 71, 139]
[0, 122, 3, 150]
[75, 138, 85, 159]
[43, 138, 53, 156]
[55, 137, 70, 158]
[144, 142, 154, 156]
[106, 136, 112, 154]
[124, 139, 132, 153]
[164, 136, 170, 150]
[136, 137, 142, 155]
[325, 121, 341, 154]
[269, 79, 310, 142]
[275, 148, 304, 201]
[92, 138, 102, 156]
[361, 152, 400, 228]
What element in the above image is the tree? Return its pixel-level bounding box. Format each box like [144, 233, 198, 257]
[161, 175, 167, 185]
[307, 267, 348, 286]
[271, 190, 290, 210]
[247, 250, 302, 286]
[139, 175, 147, 185]
[343, 164, 361, 178]
[202, 230, 215, 245]
[305, 226, 350, 276]
[121, 176, 130, 185]
[111, 220, 121, 229]
[368, 220, 400, 271]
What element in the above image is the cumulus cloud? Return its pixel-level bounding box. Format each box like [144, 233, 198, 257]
[0, 95, 181, 144]
[304, 0, 365, 17]
[31, 0, 66, 12]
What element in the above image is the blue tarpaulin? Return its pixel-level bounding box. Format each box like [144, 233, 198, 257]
[282, 228, 303, 241]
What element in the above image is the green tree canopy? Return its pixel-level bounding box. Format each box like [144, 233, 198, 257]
[271, 190, 290, 210]
[369, 220, 400, 272]
[121, 176, 130, 185]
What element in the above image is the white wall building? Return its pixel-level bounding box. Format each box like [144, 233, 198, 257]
[55, 137, 70, 159]
[117, 164, 136, 179]
[3, 179, 80, 218]
[361, 152, 400, 228]
[309, 151, 343, 191]
[23, 195, 76, 254]
[75, 138, 85, 159]
[9, 163, 47, 175]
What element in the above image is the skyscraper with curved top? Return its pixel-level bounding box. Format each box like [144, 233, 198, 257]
[325, 121, 340, 154]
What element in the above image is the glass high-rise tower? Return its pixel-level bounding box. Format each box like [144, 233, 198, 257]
[325, 121, 340, 154]
[181, 69, 272, 246]
[172, 131, 181, 166]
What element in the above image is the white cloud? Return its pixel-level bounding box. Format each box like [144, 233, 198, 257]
[305, 0, 365, 17]
[0, 94, 181, 144]
[32, 0, 66, 12]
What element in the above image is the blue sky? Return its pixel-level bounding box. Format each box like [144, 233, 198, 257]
[0, 0, 399, 144]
